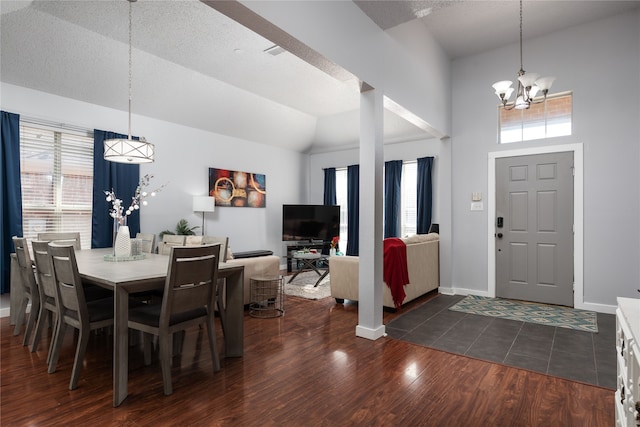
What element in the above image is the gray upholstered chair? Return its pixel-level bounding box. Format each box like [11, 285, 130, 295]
[12, 237, 40, 346]
[128, 244, 221, 395]
[47, 243, 114, 390]
[30, 240, 62, 362]
[37, 232, 81, 250]
[135, 232, 156, 254]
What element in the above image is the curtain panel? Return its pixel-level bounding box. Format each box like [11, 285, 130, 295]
[384, 160, 403, 238]
[417, 156, 434, 234]
[1, 111, 22, 293]
[346, 164, 359, 256]
[91, 130, 140, 248]
[323, 167, 336, 206]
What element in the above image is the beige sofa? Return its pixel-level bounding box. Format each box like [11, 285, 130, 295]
[157, 235, 280, 305]
[329, 233, 439, 309]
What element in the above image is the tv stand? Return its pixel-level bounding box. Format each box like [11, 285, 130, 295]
[285, 241, 326, 273]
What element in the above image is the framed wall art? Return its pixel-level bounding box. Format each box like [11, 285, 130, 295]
[209, 168, 266, 208]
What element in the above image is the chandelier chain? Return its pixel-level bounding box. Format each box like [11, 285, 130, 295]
[519, 0, 523, 72]
[128, 0, 133, 138]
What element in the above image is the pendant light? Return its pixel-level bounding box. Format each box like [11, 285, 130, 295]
[104, 0, 154, 163]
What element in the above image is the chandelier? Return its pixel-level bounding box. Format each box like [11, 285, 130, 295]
[492, 0, 555, 110]
[104, 0, 154, 164]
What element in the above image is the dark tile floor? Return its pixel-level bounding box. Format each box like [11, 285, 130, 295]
[386, 294, 616, 389]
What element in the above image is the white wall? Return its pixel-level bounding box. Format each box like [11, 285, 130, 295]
[450, 11, 640, 308]
[2, 83, 307, 257]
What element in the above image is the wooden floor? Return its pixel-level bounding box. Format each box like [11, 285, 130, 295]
[1, 293, 614, 426]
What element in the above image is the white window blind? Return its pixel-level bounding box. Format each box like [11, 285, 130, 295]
[19, 124, 94, 249]
[335, 168, 348, 250]
[400, 161, 417, 237]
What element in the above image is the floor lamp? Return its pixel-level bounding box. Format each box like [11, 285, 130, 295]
[193, 196, 215, 236]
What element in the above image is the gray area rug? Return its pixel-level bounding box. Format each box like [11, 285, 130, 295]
[284, 271, 331, 300]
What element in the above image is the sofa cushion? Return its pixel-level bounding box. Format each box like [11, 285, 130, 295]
[402, 232, 439, 244]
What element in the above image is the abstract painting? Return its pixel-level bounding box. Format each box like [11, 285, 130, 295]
[209, 168, 266, 208]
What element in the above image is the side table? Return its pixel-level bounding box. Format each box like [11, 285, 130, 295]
[288, 252, 329, 287]
[249, 276, 284, 318]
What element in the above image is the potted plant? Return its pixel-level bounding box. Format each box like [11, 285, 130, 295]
[159, 219, 199, 239]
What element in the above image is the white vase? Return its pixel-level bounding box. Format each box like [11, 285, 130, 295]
[114, 225, 131, 257]
[329, 248, 336, 257]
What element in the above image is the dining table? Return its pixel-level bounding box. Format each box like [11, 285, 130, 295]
[73, 248, 244, 407]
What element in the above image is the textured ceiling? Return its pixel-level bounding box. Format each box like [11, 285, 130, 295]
[2, 0, 638, 152]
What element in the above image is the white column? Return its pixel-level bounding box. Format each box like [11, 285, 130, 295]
[355, 83, 385, 340]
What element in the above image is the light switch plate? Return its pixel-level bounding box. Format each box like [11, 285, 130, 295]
[471, 202, 483, 211]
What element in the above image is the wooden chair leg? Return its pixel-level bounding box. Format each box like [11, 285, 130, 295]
[48, 322, 67, 374]
[13, 297, 27, 336]
[22, 298, 39, 347]
[69, 327, 89, 390]
[205, 315, 220, 372]
[47, 316, 60, 366]
[30, 306, 47, 352]
[159, 332, 173, 396]
[143, 333, 153, 366]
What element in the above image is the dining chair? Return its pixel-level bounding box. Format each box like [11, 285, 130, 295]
[202, 236, 229, 262]
[30, 240, 62, 362]
[47, 243, 114, 390]
[128, 244, 221, 395]
[12, 236, 40, 347]
[37, 232, 81, 250]
[135, 232, 156, 254]
[38, 232, 112, 302]
[158, 235, 185, 255]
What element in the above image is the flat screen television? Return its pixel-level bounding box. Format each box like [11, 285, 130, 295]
[282, 204, 340, 242]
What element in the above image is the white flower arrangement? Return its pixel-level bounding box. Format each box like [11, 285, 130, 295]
[104, 174, 165, 225]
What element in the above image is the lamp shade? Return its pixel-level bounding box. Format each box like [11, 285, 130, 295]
[193, 196, 215, 213]
[535, 76, 555, 92]
[104, 137, 154, 164]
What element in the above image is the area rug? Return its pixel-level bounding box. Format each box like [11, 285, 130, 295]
[284, 271, 331, 300]
[449, 295, 598, 333]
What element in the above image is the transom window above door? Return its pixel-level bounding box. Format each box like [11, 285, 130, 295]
[498, 92, 572, 144]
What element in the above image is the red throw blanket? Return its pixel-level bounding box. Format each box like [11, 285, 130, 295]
[383, 238, 409, 309]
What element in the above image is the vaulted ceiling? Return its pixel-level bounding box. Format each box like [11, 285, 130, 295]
[2, 1, 637, 152]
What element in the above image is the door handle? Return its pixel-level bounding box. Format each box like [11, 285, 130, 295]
[495, 233, 503, 239]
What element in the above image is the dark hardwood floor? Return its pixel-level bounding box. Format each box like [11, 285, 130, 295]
[1, 292, 614, 426]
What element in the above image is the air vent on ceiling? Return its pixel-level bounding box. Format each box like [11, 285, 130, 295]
[264, 45, 286, 56]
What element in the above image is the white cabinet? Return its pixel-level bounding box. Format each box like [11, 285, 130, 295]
[616, 297, 640, 427]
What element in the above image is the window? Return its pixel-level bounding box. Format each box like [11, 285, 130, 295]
[400, 161, 417, 236]
[19, 123, 94, 249]
[335, 168, 348, 249]
[334, 161, 418, 247]
[499, 92, 572, 144]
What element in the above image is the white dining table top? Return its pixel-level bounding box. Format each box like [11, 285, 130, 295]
[74, 248, 168, 287]
[74, 248, 239, 288]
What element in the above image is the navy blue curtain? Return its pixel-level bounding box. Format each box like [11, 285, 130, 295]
[346, 164, 359, 256]
[417, 156, 434, 234]
[323, 167, 336, 206]
[92, 130, 140, 248]
[384, 160, 402, 238]
[1, 111, 22, 293]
